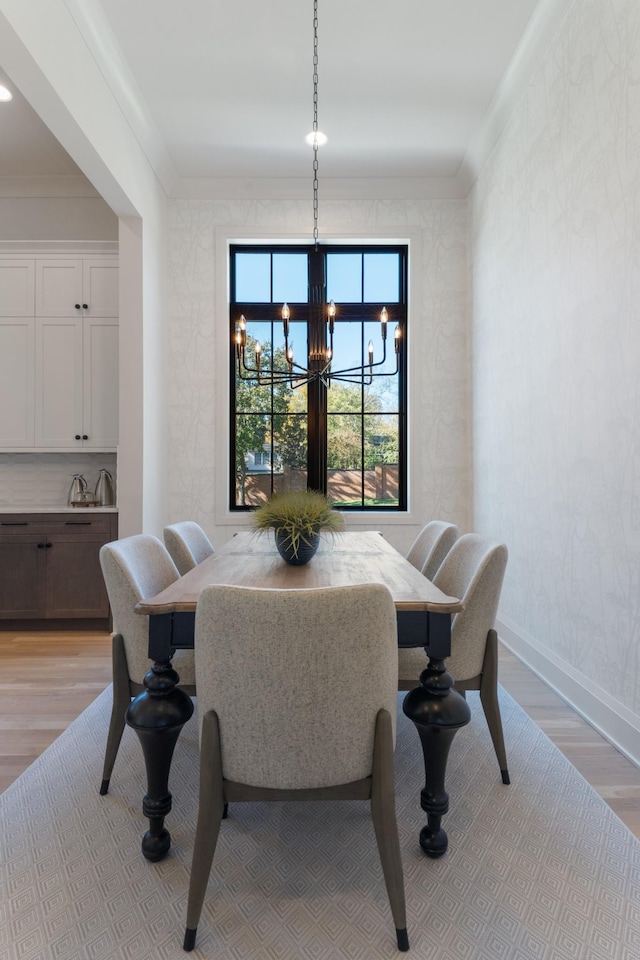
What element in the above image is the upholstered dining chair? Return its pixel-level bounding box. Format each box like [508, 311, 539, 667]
[163, 521, 215, 576]
[98, 534, 196, 795]
[399, 533, 510, 784]
[405, 520, 459, 580]
[183, 582, 409, 953]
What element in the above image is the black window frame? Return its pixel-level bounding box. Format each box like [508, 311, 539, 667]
[230, 242, 408, 512]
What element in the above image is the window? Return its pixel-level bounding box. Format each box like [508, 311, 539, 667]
[230, 243, 407, 511]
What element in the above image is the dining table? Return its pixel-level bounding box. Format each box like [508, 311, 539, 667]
[130, 530, 471, 863]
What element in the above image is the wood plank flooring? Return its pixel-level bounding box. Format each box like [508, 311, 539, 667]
[0, 628, 638, 840]
[0, 628, 112, 793]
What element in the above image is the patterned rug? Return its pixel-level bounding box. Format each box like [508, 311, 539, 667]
[1, 687, 639, 960]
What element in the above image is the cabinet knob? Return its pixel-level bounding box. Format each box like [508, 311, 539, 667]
[82, 434, 88, 440]
[75, 435, 81, 440]
[37, 542, 45, 549]
[82, 303, 88, 310]
[75, 303, 81, 310]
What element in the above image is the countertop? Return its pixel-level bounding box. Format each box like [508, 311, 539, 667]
[0, 506, 118, 513]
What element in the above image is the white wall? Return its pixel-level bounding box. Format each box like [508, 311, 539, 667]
[472, 0, 640, 763]
[0, 177, 117, 241]
[165, 198, 472, 553]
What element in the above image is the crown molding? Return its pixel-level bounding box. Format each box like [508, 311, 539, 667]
[0, 239, 118, 255]
[460, 0, 573, 188]
[170, 175, 469, 202]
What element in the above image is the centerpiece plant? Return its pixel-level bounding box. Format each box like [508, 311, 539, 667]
[252, 489, 344, 564]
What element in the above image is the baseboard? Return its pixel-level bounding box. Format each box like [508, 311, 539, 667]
[497, 615, 640, 770]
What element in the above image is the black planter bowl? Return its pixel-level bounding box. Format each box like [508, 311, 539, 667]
[275, 531, 320, 565]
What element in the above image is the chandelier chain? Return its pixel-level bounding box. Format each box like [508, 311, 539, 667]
[312, 0, 319, 247]
[233, 0, 402, 391]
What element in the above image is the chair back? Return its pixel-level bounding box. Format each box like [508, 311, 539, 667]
[195, 583, 398, 790]
[406, 520, 459, 579]
[164, 521, 215, 575]
[433, 533, 508, 682]
[100, 534, 180, 684]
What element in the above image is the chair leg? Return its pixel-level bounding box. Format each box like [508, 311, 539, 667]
[370, 709, 409, 952]
[184, 710, 226, 952]
[479, 629, 510, 784]
[100, 634, 131, 795]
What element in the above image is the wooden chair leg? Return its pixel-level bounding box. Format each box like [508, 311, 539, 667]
[479, 629, 510, 784]
[370, 709, 409, 952]
[100, 634, 131, 795]
[184, 710, 226, 952]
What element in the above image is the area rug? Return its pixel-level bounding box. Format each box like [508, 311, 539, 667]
[1, 687, 639, 960]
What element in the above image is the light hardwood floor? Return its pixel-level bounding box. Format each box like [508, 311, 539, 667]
[1, 628, 638, 840]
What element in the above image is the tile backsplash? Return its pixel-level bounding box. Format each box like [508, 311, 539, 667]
[0, 453, 117, 506]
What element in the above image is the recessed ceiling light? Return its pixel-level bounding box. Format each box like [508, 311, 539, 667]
[305, 131, 327, 147]
[0, 85, 12, 102]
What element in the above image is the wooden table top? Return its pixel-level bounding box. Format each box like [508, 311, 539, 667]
[136, 530, 463, 616]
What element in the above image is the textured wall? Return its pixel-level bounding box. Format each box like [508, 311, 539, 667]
[166, 198, 471, 553]
[472, 0, 640, 720]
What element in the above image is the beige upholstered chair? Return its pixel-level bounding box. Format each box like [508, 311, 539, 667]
[98, 535, 196, 795]
[163, 521, 215, 575]
[406, 520, 459, 579]
[184, 583, 408, 953]
[399, 533, 510, 783]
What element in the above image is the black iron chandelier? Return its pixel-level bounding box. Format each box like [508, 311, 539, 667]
[234, 0, 402, 389]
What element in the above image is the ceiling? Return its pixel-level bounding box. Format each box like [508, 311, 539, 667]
[0, 0, 545, 189]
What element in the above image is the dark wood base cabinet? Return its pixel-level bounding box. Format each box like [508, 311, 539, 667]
[0, 513, 118, 621]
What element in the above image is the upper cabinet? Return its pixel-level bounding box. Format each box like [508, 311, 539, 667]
[36, 259, 118, 318]
[0, 261, 35, 316]
[0, 316, 35, 446]
[0, 249, 118, 452]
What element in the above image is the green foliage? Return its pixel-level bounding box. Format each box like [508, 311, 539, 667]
[234, 341, 399, 506]
[252, 490, 345, 558]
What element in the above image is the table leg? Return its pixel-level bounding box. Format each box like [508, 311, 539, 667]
[126, 658, 194, 862]
[401, 607, 471, 858]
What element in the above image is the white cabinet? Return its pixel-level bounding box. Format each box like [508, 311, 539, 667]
[35, 259, 118, 318]
[34, 315, 119, 449]
[0, 261, 35, 316]
[0, 251, 118, 452]
[0, 317, 35, 446]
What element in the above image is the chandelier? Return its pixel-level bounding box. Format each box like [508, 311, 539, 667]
[234, 0, 402, 389]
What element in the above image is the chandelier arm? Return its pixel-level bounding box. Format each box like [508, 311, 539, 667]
[328, 354, 399, 378]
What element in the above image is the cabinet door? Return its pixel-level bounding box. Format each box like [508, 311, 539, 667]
[45, 536, 110, 618]
[82, 260, 118, 317]
[34, 317, 84, 448]
[0, 260, 35, 316]
[0, 317, 35, 446]
[35, 260, 83, 317]
[0, 536, 47, 617]
[82, 317, 119, 448]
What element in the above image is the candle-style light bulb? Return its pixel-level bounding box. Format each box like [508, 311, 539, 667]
[327, 300, 336, 335]
[282, 303, 290, 339]
[238, 314, 247, 348]
[255, 341, 261, 370]
[326, 347, 333, 362]
[394, 325, 401, 353]
[380, 306, 388, 339]
[368, 340, 374, 365]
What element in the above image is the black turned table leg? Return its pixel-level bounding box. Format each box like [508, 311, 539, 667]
[400, 611, 471, 858]
[126, 658, 194, 862]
